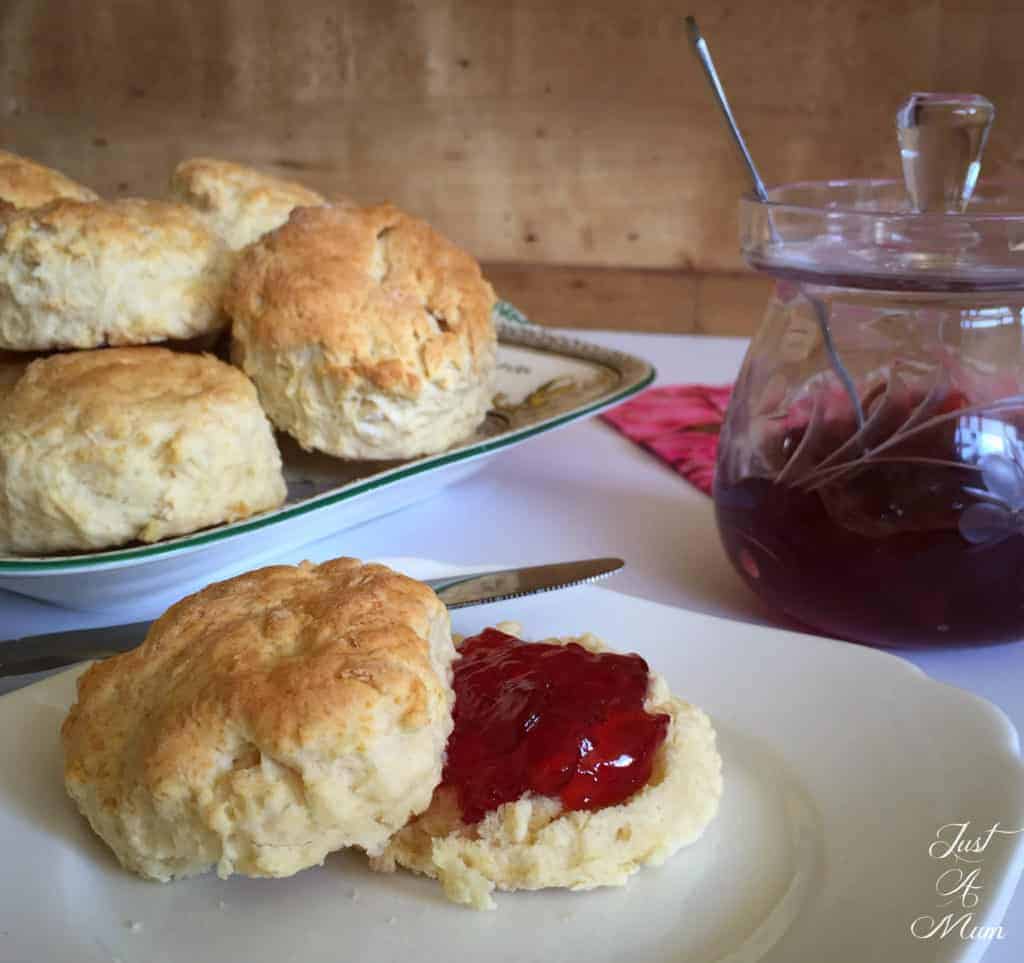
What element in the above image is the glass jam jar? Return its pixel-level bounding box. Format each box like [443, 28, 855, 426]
[714, 96, 1024, 645]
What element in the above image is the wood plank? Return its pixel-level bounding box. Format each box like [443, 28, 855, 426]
[485, 263, 770, 336]
[484, 263, 698, 332]
[485, 264, 770, 336]
[2, 0, 1023, 273]
[695, 273, 773, 337]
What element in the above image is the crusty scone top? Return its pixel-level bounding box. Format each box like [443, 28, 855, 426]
[61, 558, 451, 797]
[225, 203, 497, 398]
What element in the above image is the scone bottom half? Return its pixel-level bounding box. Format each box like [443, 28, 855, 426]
[60, 558, 457, 883]
[372, 626, 724, 910]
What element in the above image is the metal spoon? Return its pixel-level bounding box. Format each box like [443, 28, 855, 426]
[684, 16, 770, 203]
[684, 15, 864, 429]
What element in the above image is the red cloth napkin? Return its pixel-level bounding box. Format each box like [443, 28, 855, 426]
[601, 384, 732, 495]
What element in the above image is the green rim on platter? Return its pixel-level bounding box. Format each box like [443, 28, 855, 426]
[0, 303, 655, 573]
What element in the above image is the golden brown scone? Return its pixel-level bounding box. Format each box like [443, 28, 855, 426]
[225, 203, 497, 459]
[170, 157, 331, 251]
[0, 198, 231, 350]
[372, 632, 723, 910]
[0, 347, 286, 555]
[61, 558, 456, 882]
[0, 148, 98, 209]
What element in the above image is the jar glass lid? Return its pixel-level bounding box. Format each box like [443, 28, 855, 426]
[740, 94, 1024, 292]
[741, 179, 1024, 292]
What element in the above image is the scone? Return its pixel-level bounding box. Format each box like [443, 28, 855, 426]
[372, 628, 723, 910]
[225, 203, 497, 460]
[61, 558, 456, 882]
[0, 347, 286, 555]
[0, 148, 98, 209]
[170, 156, 330, 251]
[0, 198, 231, 350]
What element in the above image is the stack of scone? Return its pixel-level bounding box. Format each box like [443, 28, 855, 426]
[61, 557, 723, 910]
[0, 148, 498, 556]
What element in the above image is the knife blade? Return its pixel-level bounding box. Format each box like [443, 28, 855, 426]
[0, 558, 624, 678]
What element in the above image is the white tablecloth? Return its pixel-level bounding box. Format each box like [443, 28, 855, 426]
[4, 329, 1022, 958]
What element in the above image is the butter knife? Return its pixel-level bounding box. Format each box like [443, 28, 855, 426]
[0, 558, 624, 678]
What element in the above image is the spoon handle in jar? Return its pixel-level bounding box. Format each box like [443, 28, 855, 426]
[684, 16, 770, 203]
[685, 16, 864, 431]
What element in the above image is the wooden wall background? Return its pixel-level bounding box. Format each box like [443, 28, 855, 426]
[1, 0, 1022, 334]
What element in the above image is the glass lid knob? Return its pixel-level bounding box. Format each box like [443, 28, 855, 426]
[896, 92, 995, 213]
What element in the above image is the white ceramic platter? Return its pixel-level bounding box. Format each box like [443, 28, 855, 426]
[1, 561, 1022, 963]
[0, 306, 654, 610]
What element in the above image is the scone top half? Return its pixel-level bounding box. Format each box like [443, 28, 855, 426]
[226, 204, 498, 460]
[61, 558, 457, 882]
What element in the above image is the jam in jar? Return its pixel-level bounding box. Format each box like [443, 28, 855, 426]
[714, 93, 1024, 646]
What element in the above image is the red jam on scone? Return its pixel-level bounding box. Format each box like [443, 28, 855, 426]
[443, 628, 670, 823]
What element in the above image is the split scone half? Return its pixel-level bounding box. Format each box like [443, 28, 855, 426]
[372, 629, 723, 909]
[61, 558, 457, 881]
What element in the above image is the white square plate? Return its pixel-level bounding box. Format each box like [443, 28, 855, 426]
[1, 560, 1022, 963]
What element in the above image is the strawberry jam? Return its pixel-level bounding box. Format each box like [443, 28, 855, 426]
[442, 628, 670, 824]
